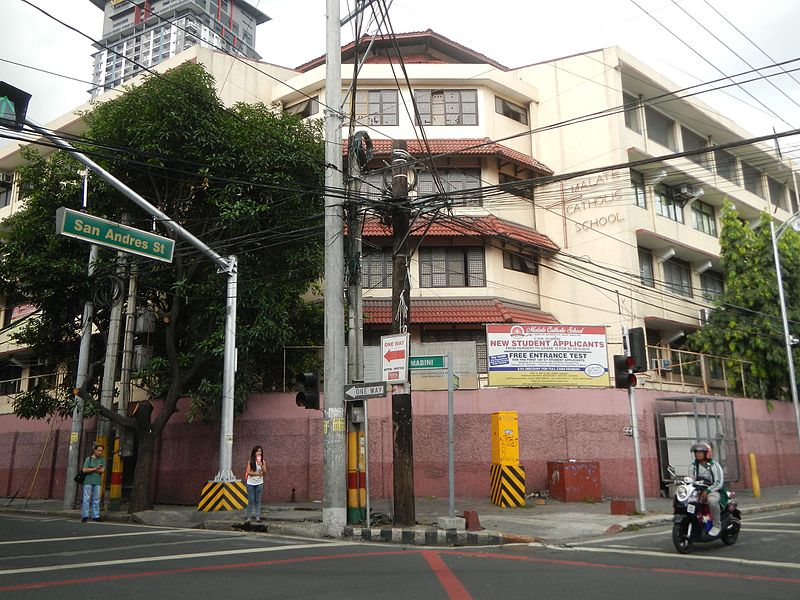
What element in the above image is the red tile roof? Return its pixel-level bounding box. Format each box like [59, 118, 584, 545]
[346, 138, 552, 175]
[296, 30, 509, 73]
[361, 215, 559, 252]
[363, 298, 558, 325]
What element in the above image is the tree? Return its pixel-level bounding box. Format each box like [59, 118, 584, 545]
[0, 63, 325, 511]
[687, 200, 800, 400]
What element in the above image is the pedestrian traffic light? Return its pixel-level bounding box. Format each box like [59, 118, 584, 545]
[0, 81, 31, 132]
[295, 372, 320, 410]
[628, 327, 647, 373]
[613, 355, 637, 389]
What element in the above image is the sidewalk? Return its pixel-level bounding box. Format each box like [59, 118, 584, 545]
[2, 485, 799, 546]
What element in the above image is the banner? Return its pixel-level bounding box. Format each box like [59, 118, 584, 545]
[486, 324, 610, 387]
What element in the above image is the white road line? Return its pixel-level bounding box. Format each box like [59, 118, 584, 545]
[742, 527, 800, 534]
[0, 541, 353, 576]
[0, 529, 190, 546]
[545, 544, 800, 570]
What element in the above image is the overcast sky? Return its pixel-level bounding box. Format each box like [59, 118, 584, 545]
[2, 0, 800, 140]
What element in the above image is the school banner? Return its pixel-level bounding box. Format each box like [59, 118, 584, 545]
[486, 324, 610, 388]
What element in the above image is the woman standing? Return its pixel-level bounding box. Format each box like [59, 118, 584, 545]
[244, 445, 266, 522]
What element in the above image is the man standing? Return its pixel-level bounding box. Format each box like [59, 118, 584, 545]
[81, 443, 105, 522]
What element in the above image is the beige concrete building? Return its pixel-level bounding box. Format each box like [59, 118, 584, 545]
[1, 33, 795, 406]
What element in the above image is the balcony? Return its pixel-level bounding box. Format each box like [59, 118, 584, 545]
[642, 344, 758, 398]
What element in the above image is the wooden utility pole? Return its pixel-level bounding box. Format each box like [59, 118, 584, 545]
[391, 140, 415, 526]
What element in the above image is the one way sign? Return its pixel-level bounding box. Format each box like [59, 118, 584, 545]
[343, 381, 387, 401]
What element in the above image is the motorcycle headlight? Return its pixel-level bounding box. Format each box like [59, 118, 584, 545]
[676, 484, 690, 502]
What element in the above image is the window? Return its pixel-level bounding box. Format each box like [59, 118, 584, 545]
[681, 127, 708, 168]
[714, 149, 738, 184]
[421, 328, 488, 372]
[742, 161, 764, 198]
[791, 188, 799, 213]
[417, 169, 482, 206]
[692, 200, 717, 236]
[664, 258, 693, 297]
[0, 361, 21, 396]
[700, 271, 724, 301]
[285, 96, 319, 119]
[768, 176, 787, 210]
[419, 247, 485, 288]
[503, 250, 538, 275]
[362, 248, 392, 289]
[0, 175, 12, 209]
[623, 93, 641, 133]
[630, 169, 646, 208]
[645, 105, 676, 150]
[638, 247, 654, 287]
[495, 97, 528, 124]
[499, 173, 533, 200]
[415, 89, 478, 126]
[352, 89, 398, 126]
[654, 184, 684, 223]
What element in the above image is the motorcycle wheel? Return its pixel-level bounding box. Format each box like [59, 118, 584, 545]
[672, 522, 693, 554]
[721, 523, 739, 546]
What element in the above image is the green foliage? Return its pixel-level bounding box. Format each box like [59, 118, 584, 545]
[687, 201, 800, 399]
[0, 62, 325, 422]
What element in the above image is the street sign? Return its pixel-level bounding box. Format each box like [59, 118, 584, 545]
[56, 207, 175, 263]
[409, 355, 446, 369]
[343, 381, 387, 401]
[381, 333, 409, 383]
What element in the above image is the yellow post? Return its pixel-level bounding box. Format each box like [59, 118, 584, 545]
[109, 436, 124, 510]
[748, 452, 760, 498]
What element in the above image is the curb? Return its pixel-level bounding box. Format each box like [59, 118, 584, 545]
[342, 525, 532, 546]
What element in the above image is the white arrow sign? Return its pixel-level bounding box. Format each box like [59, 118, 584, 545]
[343, 381, 388, 401]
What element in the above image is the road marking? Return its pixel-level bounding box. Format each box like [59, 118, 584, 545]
[0, 541, 352, 576]
[545, 543, 800, 570]
[422, 550, 473, 600]
[0, 529, 190, 546]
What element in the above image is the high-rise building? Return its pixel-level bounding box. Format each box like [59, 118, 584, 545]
[88, 0, 269, 96]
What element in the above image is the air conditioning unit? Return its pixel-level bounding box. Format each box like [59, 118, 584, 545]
[651, 358, 672, 372]
[699, 307, 713, 325]
[674, 184, 702, 205]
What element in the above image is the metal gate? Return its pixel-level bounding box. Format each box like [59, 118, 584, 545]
[655, 396, 740, 484]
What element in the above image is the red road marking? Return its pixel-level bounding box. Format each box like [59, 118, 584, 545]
[422, 550, 473, 600]
[3, 547, 800, 592]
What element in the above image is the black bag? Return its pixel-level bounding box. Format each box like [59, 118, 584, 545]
[74, 471, 86, 484]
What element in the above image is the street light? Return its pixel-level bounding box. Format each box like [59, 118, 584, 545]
[769, 215, 800, 457]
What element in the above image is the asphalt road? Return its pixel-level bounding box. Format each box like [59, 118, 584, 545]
[1, 510, 798, 599]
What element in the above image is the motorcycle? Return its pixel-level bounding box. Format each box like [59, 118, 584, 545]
[667, 466, 741, 554]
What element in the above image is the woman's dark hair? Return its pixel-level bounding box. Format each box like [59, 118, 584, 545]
[249, 446, 263, 471]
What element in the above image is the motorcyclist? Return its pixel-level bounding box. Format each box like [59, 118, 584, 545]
[690, 442, 724, 537]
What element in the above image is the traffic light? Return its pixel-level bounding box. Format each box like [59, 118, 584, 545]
[613, 355, 637, 389]
[628, 327, 647, 373]
[295, 372, 320, 410]
[0, 81, 31, 132]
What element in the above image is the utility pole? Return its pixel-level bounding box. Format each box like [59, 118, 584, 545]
[391, 140, 415, 526]
[323, 0, 347, 536]
[97, 249, 127, 504]
[624, 327, 647, 513]
[63, 172, 96, 510]
[110, 261, 138, 511]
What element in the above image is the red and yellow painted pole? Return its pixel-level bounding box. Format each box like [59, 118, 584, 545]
[347, 430, 366, 523]
[109, 436, 124, 510]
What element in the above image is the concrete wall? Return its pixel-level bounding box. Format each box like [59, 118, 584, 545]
[1, 388, 798, 505]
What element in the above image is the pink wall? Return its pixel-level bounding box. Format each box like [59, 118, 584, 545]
[1, 388, 798, 505]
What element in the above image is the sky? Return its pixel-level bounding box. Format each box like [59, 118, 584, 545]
[2, 0, 800, 140]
